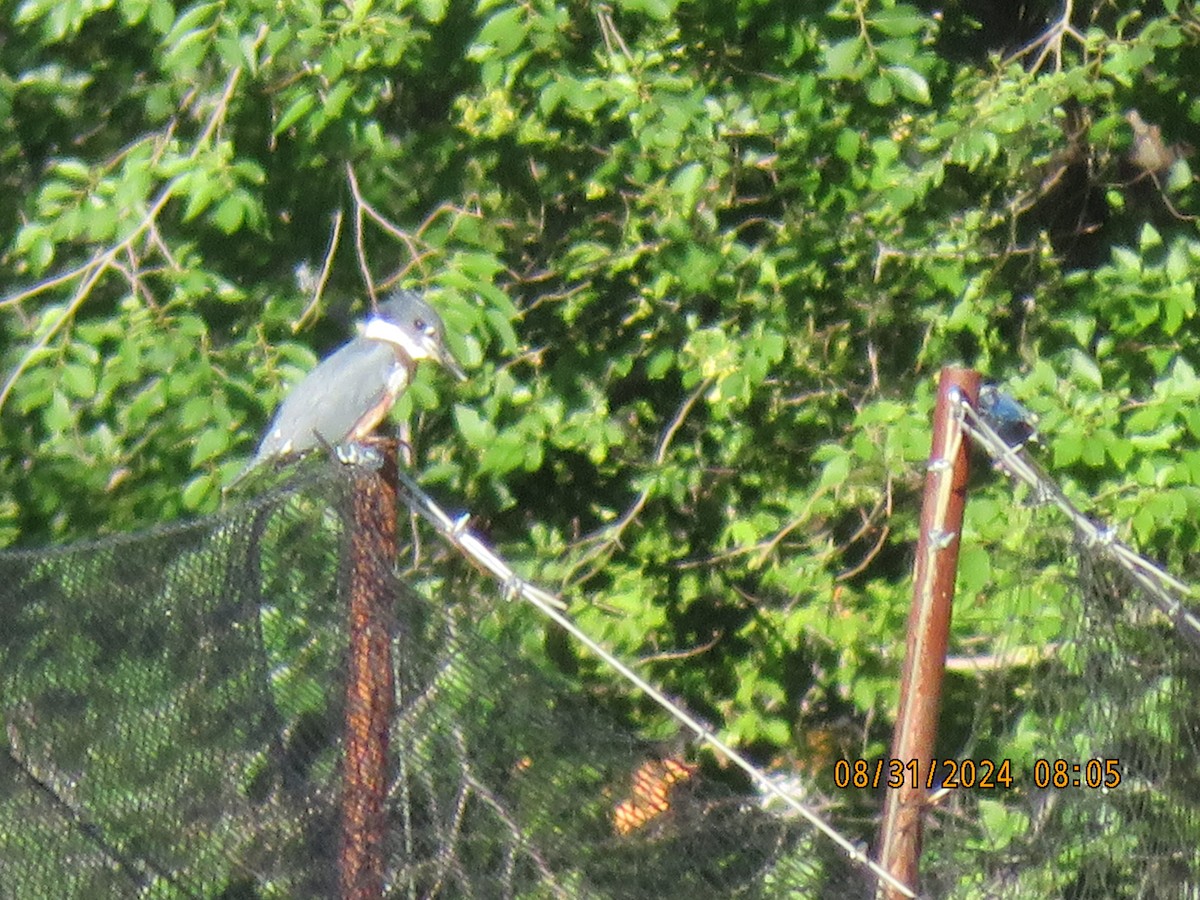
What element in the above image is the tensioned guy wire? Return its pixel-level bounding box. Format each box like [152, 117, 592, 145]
[953, 387, 1200, 649]
[391, 466, 922, 900]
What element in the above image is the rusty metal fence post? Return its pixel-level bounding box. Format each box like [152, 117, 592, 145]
[340, 445, 399, 900]
[876, 368, 978, 898]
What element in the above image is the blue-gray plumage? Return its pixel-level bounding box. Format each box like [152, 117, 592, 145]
[233, 290, 464, 485]
[977, 384, 1038, 449]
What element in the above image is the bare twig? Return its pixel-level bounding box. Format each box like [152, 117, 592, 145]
[297, 209, 344, 329]
[595, 4, 633, 64]
[637, 630, 722, 664]
[345, 162, 441, 296]
[565, 378, 713, 585]
[0, 48, 261, 413]
[1003, 0, 1087, 74]
[345, 165, 377, 303]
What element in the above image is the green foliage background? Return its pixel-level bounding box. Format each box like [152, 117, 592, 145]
[3, 0, 1199, 778]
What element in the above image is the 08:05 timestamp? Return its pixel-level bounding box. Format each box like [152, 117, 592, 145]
[1033, 758, 1122, 789]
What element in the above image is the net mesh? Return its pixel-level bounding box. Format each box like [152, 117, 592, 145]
[918, 526, 1200, 897]
[2, 454, 1199, 898]
[2, 468, 351, 898]
[0, 464, 840, 898]
[915, 408, 1200, 899]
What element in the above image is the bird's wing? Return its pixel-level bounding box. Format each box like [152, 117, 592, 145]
[255, 337, 402, 460]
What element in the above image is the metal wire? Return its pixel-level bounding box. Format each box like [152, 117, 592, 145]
[391, 467, 922, 900]
[951, 389, 1200, 649]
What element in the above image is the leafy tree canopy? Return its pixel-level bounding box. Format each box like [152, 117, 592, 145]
[2, 0, 1199, 764]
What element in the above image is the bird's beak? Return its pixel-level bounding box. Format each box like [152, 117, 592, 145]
[437, 347, 468, 382]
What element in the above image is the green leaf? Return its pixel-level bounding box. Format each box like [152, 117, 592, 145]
[275, 92, 316, 135]
[480, 429, 526, 475]
[823, 37, 864, 80]
[119, 0, 151, 24]
[951, 130, 1000, 169]
[1165, 158, 1192, 194]
[147, 0, 173, 32]
[165, 1, 219, 38]
[1053, 434, 1083, 467]
[1161, 285, 1194, 336]
[181, 172, 219, 221]
[978, 799, 1028, 848]
[871, 5, 928, 37]
[320, 81, 354, 122]
[52, 158, 91, 182]
[61, 364, 96, 399]
[1068, 351, 1103, 388]
[1081, 432, 1106, 466]
[416, 0, 448, 21]
[887, 66, 930, 105]
[454, 404, 495, 446]
[866, 75, 894, 105]
[180, 397, 214, 430]
[475, 6, 528, 56]
[191, 427, 230, 466]
[835, 128, 861, 163]
[182, 473, 217, 510]
[15, 225, 55, 273]
[211, 195, 246, 233]
[817, 451, 851, 490]
[162, 22, 214, 72]
[44, 390, 74, 433]
[669, 162, 705, 208]
[615, 0, 676, 20]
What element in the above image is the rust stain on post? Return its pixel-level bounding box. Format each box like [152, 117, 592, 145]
[876, 368, 978, 898]
[340, 445, 398, 900]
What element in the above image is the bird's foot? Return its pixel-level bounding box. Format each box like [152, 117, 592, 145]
[334, 442, 384, 470]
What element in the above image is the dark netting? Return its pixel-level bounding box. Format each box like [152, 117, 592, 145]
[1, 467, 352, 898]
[8, 449, 1199, 898]
[1, 462, 877, 899]
[916, 508, 1200, 897]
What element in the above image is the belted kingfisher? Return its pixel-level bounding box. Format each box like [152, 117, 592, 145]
[232, 290, 465, 485]
[977, 384, 1038, 449]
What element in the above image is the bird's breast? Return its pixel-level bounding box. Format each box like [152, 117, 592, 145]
[385, 360, 411, 396]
